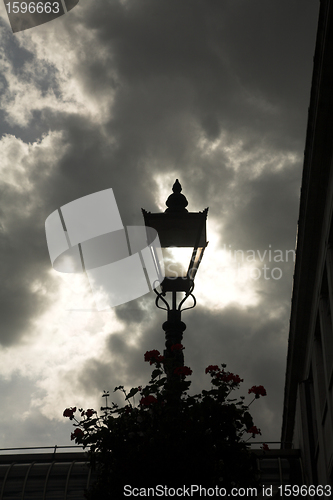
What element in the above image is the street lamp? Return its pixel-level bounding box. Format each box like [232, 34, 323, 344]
[142, 180, 208, 379]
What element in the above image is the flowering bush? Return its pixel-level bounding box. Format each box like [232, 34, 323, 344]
[64, 348, 266, 498]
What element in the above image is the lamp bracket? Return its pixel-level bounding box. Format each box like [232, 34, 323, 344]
[154, 284, 196, 313]
[178, 290, 196, 312]
[154, 287, 170, 312]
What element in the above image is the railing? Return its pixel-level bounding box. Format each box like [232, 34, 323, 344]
[0, 446, 303, 500]
[0, 441, 293, 454]
[248, 441, 294, 449]
[0, 447, 92, 500]
[0, 446, 85, 455]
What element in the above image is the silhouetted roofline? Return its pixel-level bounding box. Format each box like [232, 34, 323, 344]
[281, 0, 333, 447]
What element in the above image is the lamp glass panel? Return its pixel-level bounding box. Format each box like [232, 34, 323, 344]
[188, 247, 205, 280]
[162, 247, 193, 279]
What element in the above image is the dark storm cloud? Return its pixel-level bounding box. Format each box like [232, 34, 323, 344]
[80, 0, 317, 144]
[0, 175, 58, 345]
[0, 0, 319, 447]
[1, 0, 316, 224]
[40, 0, 317, 240]
[114, 302, 147, 324]
[0, 18, 61, 143]
[180, 303, 289, 440]
[222, 160, 302, 251]
[0, 0, 311, 340]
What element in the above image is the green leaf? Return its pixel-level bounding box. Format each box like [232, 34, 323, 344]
[83, 418, 98, 429]
[155, 377, 167, 387]
[151, 368, 163, 379]
[125, 387, 140, 400]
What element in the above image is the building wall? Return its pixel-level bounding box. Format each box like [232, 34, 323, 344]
[281, 0, 333, 487]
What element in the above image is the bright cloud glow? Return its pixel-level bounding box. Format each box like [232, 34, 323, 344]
[162, 247, 193, 278]
[0, 272, 127, 420]
[153, 172, 179, 212]
[0, 132, 65, 194]
[194, 221, 261, 310]
[0, 10, 116, 127]
[198, 132, 300, 178]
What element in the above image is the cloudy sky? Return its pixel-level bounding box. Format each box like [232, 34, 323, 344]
[0, 0, 319, 451]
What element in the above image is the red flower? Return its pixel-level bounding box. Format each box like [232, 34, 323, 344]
[63, 407, 76, 420]
[248, 385, 267, 398]
[261, 443, 270, 451]
[71, 428, 84, 441]
[84, 409, 95, 418]
[217, 371, 243, 384]
[144, 350, 164, 365]
[247, 426, 261, 436]
[174, 366, 192, 376]
[205, 365, 220, 374]
[230, 374, 243, 384]
[140, 395, 158, 406]
[171, 343, 184, 352]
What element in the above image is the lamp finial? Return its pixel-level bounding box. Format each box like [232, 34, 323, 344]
[165, 180, 188, 212]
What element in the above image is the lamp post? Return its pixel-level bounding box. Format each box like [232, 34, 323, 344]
[142, 180, 208, 380]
